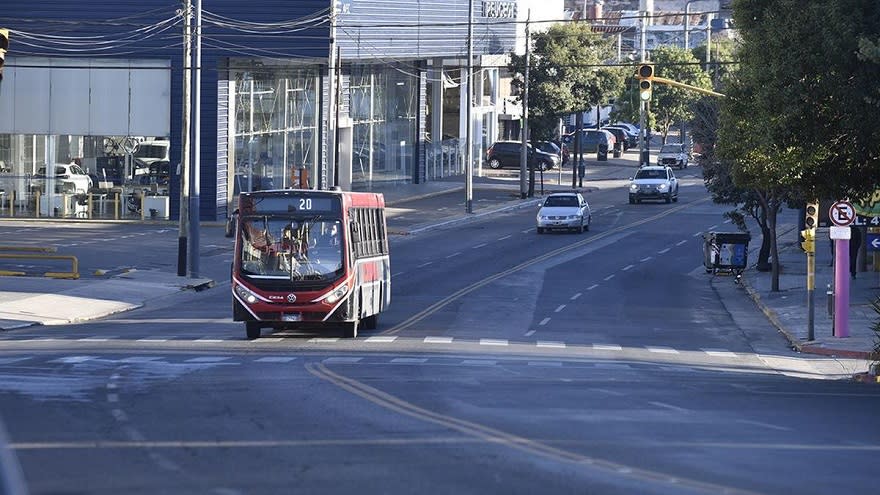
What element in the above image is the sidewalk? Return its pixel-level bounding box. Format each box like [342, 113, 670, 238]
[734, 224, 879, 364]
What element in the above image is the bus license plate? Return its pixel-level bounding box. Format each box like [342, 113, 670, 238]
[283, 313, 301, 322]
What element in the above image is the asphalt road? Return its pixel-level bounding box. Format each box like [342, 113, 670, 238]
[1, 172, 879, 495]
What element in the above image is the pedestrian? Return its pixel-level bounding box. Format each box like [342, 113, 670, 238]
[849, 225, 862, 278]
[577, 159, 585, 188]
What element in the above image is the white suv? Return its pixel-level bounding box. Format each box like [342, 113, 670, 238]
[36, 164, 93, 194]
[657, 143, 689, 169]
[628, 166, 679, 204]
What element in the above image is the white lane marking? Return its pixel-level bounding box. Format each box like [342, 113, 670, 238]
[692, 232, 703, 237]
[640, 257, 652, 262]
[539, 317, 551, 326]
[195, 338, 225, 343]
[521, 228, 533, 233]
[390, 358, 428, 364]
[537, 341, 566, 348]
[111, 409, 127, 421]
[78, 337, 112, 342]
[524, 330, 536, 337]
[120, 357, 162, 363]
[417, 261, 433, 268]
[106, 383, 117, 390]
[676, 240, 688, 246]
[735, 419, 792, 432]
[365, 336, 398, 343]
[709, 224, 719, 230]
[257, 338, 284, 342]
[0, 357, 31, 365]
[554, 304, 566, 313]
[528, 361, 563, 367]
[702, 349, 738, 358]
[622, 264, 635, 271]
[185, 357, 231, 363]
[480, 339, 508, 346]
[136, 338, 168, 343]
[50, 356, 96, 364]
[570, 292, 582, 301]
[604, 274, 615, 281]
[461, 360, 496, 366]
[255, 357, 297, 363]
[593, 344, 623, 351]
[591, 388, 626, 396]
[392, 272, 406, 277]
[646, 346, 679, 354]
[649, 401, 690, 413]
[497, 235, 512, 241]
[107, 394, 118, 403]
[309, 338, 340, 343]
[587, 284, 599, 290]
[424, 336, 453, 344]
[323, 357, 363, 363]
[473, 243, 487, 249]
[445, 252, 462, 259]
[658, 248, 671, 254]
[724, 219, 732, 224]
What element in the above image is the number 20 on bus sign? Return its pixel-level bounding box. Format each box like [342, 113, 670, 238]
[829, 201, 856, 226]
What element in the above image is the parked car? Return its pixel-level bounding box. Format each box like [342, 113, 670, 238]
[600, 126, 630, 151]
[34, 163, 93, 194]
[485, 141, 558, 171]
[533, 141, 569, 166]
[561, 130, 614, 160]
[536, 192, 592, 234]
[657, 143, 689, 169]
[628, 166, 679, 204]
[603, 124, 639, 149]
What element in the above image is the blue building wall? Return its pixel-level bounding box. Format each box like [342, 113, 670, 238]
[1, 0, 515, 220]
[1, 0, 330, 221]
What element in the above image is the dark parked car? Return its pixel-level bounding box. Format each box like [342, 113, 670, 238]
[533, 141, 569, 166]
[485, 141, 559, 171]
[602, 125, 638, 149]
[561, 130, 614, 160]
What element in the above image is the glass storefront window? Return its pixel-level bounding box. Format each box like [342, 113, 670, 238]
[232, 68, 319, 196]
[350, 64, 417, 188]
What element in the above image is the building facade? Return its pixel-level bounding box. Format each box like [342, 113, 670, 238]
[0, 0, 516, 221]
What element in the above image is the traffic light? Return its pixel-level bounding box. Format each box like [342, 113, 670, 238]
[800, 228, 815, 253]
[0, 28, 8, 81]
[636, 64, 653, 101]
[804, 201, 819, 230]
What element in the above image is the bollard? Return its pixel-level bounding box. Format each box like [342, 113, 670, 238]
[826, 284, 834, 317]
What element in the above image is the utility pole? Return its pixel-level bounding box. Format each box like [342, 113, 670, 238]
[465, 0, 474, 213]
[638, 9, 648, 166]
[188, 0, 202, 278]
[519, 14, 530, 199]
[326, 3, 339, 191]
[177, 0, 191, 277]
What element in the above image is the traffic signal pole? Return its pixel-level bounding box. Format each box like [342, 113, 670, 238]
[802, 202, 818, 341]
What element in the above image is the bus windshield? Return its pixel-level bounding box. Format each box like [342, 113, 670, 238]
[238, 216, 343, 280]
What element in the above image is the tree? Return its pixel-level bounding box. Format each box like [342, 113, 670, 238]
[509, 22, 624, 140]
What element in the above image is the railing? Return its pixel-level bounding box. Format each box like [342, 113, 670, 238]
[0, 245, 80, 279]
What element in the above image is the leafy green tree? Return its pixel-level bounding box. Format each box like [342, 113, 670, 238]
[509, 22, 624, 140]
[650, 46, 713, 143]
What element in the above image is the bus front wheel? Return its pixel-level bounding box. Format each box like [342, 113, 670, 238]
[343, 320, 359, 338]
[246, 321, 262, 340]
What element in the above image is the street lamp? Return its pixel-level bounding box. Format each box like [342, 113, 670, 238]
[684, 0, 702, 50]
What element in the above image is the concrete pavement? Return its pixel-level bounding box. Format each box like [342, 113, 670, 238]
[1, 151, 877, 380]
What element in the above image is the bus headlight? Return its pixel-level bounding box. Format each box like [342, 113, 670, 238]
[234, 283, 261, 305]
[322, 284, 349, 304]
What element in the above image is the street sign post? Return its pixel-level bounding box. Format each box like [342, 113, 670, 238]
[828, 202, 854, 338]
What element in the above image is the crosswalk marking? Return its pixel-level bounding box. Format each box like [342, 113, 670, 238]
[255, 356, 297, 363]
[50, 356, 97, 364]
[390, 358, 428, 364]
[365, 336, 397, 343]
[323, 357, 362, 363]
[309, 338, 340, 343]
[424, 336, 453, 344]
[537, 341, 566, 348]
[646, 346, 679, 354]
[479, 339, 508, 346]
[185, 357, 231, 363]
[702, 349, 738, 358]
[461, 360, 496, 366]
[593, 344, 622, 351]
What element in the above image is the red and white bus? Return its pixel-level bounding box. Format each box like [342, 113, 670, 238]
[231, 188, 391, 339]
